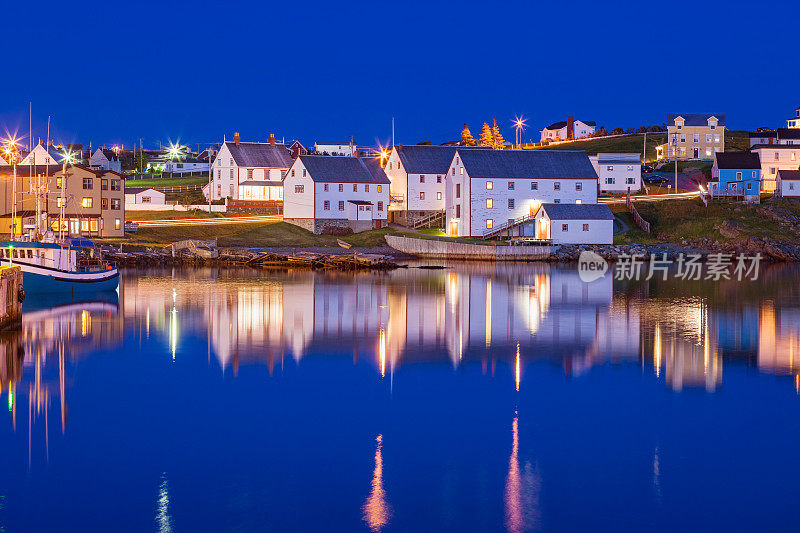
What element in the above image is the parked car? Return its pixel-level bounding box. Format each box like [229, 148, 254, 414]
[642, 165, 654, 173]
[644, 176, 669, 186]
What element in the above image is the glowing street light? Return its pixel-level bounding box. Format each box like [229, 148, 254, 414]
[512, 115, 527, 148]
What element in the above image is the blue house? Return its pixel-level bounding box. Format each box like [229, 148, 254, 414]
[709, 152, 761, 202]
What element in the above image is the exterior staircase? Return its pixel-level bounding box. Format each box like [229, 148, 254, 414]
[482, 213, 536, 239]
[412, 211, 445, 229]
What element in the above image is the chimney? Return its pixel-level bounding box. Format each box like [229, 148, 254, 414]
[268, 134, 275, 146]
[567, 116, 575, 140]
[233, 132, 241, 145]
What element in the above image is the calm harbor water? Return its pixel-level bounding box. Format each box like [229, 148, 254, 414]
[1, 262, 799, 531]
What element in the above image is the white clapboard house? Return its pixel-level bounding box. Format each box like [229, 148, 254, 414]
[532, 203, 614, 244]
[384, 145, 488, 227]
[283, 156, 390, 234]
[445, 149, 599, 238]
[589, 153, 642, 194]
[205, 133, 293, 201]
[19, 142, 64, 166]
[124, 187, 166, 205]
[776, 170, 800, 198]
[89, 148, 122, 172]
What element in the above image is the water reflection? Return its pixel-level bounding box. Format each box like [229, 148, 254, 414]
[363, 434, 391, 532]
[504, 412, 540, 533]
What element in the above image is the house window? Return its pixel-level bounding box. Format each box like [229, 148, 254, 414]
[295, 185, 304, 193]
[217, 170, 221, 179]
[229, 169, 234, 179]
[714, 134, 720, 143]
[508, 198, 515, 209]
[752, 171, 757, 178]
[775, 152, 780, 161]
[437, 176, 442, 183]
[710, 123, 716, 130]
[554, 199, 561, 204]
[353, 184, 357, 192]
[746, 183, 753, 190]
[790, 183, 795, 190]
[680, 134, 686, 143]
[365, 184, 369, 192]
[142, 196, 151, 203]
[706, 148, 712, 157]
[575, 183, 582, 191]
[57, 197, 63, 208]
[676, 121, 683, 130]
[693, 134, 699, 143]
[324, 200, 330, 210]
[102, 198, 108, 209]
[90, 219, 98, 232]
[115, 218, 121, 230]
[606, 177, 615, 184]
[486, 181, 493, 190]
[101, 179, 108, 190]
[377, 185, 382, 193]
[680, 147, 686, 156]
[562, 224, 569, 231]
[303, 169, 307, 177]
[437, 192, 442, 200]
[291, 169, 295, 177]
[451, 168, 455, 176]
[486, 198, 493, 209]
[82, 197, 92, 208]
[508, 181, 515, 190]
[792, 153, 797, 161]
[706, 134, 712, 142]
[81, 219, 89, 232]
[486, 219, 493, 229]
[230, 185, 234, 196]
[338, 201, 345, 210]
[420, 175, 425, 183]
[582, 224, 589, 231]
[247, 169, 253, 180]
[324, 184, 329, 192]
[82, 178, 93, 189]
[56, 177, 62, 189]
[736, 172, 742, 180]
[456, 205, 461, 218]
[531, 182, 538, 190]
[456, 184, 461, 198]
[606, 166, 614, 171]
[420, 192, 425, 200]
[111, 180, 120, 191]
[627, 177, 635, 184]
[281, 170, 288, 179]
[229, 158, 233, 166]
[554, 182, 561, 191]
[460, 168, 464, 175]
[377, 201, 383, 211]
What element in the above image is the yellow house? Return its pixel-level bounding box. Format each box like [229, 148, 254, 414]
[656, 113, 725, 161]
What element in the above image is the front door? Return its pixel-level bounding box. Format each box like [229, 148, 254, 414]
[449, 221, 458, 237]
[537, 218, 548, 240]
[693, 147, 699, 159]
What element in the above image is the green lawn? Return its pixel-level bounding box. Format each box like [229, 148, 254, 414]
[126, 176, 209, 187]
[126, 210, 229, 220]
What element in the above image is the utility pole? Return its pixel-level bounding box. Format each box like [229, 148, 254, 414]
[642, 131, 647, 164]
[673, 132, 678, 193]
[391, 117, 395, 148]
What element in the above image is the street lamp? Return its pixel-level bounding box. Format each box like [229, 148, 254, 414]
[512, 116, 527, 149]
[166, 143, 182, 179]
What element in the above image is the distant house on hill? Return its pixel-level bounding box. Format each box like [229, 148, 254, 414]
[89, 148, 122, 172]
[656, 113, 725, 161]
[124, 187, 165, 205]
[287, 140, 308, 158]
[19, 142, 64, 166]
[314, 142, 356, 156]
[540, 117, 596, 142]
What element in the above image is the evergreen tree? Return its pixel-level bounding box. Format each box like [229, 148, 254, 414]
[460, 123, 476, 146]
[478, 122, 493, 147]
[491, 117, 505, 149]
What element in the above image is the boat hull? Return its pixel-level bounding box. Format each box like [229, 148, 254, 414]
[0, 260, 119, 293]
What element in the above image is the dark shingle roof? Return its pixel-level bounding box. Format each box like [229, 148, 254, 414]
[360, 156, 390, 183]
[125, 187, 160, 195]
[543, 120, 595, 130]
[298, 155, 390, 184]
[777, 128, 800, 140]
[749, 131, 777, 138]
[667, 113, 726, 127]
[540, 203, 614, 220]
[101, 149, 119, 160]
[458, 150, 598, 180]
[226, 142, 292, 168]
[394, 145, 488, 174]
[778, 170, 800, 181]
[714, 152, 761, 170]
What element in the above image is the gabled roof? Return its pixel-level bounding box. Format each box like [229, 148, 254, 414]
[543, 119, 595, 130]
[298, 155, 390, 184]
[714, 152, 761, 170]
[125, 187, 161, 195]
[394, 145, 488, 174]
[777, 128, 800, 140]
[224, 141, 293, 168]
[0, 164, 63, 177]
[595, 153, 641, 164]
[101, 149, 119, 160]
[778, 170, 800, 181]
[540, 203, 614, 220]
[752, 144, 800, 150]
[667, 113, 726, 127]
[457, 150, 598, 180]
[749, 131, 777, 138]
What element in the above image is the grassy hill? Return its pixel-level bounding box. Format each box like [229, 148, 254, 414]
[526, 130, 750, 162]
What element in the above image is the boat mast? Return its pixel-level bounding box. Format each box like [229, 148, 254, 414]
[59, 159, 66, 240]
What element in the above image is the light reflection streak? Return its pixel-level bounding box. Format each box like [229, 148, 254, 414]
[504, 412, 540, 532]
[363, 434, 391, 532]
[156, 472, 173, 533]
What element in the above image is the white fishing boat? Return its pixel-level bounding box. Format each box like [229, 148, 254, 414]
[0, 238, 118, 293]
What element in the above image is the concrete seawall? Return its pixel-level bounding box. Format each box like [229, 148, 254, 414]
[0, 267, 22, 330]
[385, 235, 552, 261]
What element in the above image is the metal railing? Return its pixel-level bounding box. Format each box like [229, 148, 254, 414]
[483, 213, 536, 239]
[412, 211, 445, 229]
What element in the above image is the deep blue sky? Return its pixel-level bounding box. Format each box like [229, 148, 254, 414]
[1, 0, 797, 150]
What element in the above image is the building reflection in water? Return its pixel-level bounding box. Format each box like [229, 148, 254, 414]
[363, 434, 391, 532]
[504, 412, 540, 533]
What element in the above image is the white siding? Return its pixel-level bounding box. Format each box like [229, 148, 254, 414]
[282, 160, 315, 219]
[590, 155, 642, 193]
[753, 147, 800, 192]
[314, 181, 389, 221]
[535, 210, 613, 244]
[384, 150, 407, 211]
[776, 177, 800, 197]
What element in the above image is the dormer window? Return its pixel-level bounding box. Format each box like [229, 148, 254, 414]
[676, 120, 683, 130]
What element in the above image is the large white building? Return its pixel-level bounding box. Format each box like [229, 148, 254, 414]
[164, 158, 208, 175]
[751, 144, 800, 192]
[313, 142, 356, 156]
[205, 134, 293, 201]
[540, 118, 596, 142]
[445, 150, 599, 237]
[283, 155, 390, 234]
[589, 153, 641, 194]
[384, 145, 487, 226]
